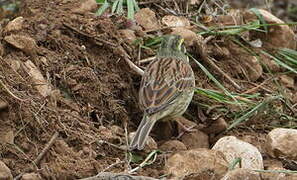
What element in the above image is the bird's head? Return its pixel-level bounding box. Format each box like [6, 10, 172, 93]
[157, 35, 188, 61]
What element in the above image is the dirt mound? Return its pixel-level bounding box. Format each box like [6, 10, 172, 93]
[0, 0, 141, 178]
[0, 0, 296, 179]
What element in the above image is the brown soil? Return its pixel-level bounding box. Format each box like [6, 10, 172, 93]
[0, 0, 296, 179]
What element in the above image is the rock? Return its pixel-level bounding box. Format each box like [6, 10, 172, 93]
[201, 118, 228, 134]
[221, 169, 261, 180]
[246, 56, 263, 82]
[0, 129, 14, 144]
[266, 128, 297, 160]
[4, 35, 37, 56]
[129, 132, 157, 152]
[110, 125, 124, 136]
[4, 16, 24, 33]
[217, 10, 242, 26]
[8, 60, 21, 71]
[0, 101, 8, 111]
[279, 75, 295, 89]
[260, 53, 281, 72]
[72, 0, 97, 14]
[135, 8, 160, 31]
[170, 28, 203, 47]
[165, 148, 228, 179]
[0, 161, 13, 180]
[261, 159, 296, 180]
[180, 130, 209, 149]
[212, 136, 263, 170]
[162, 15, 190, 28]
[244, 9, 296, 49]
[175, 117, 197, 133]
[159, 140, 187, 152]
[119, 29, 137, 44]
[21, 173, 41, 180]
[23, 60, 52, 97]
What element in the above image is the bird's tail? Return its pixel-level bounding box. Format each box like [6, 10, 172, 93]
[129, 115, 157, 150]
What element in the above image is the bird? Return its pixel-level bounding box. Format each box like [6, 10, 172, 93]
[129, 34, 195, 150]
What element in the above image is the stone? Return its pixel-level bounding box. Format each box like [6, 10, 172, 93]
[8, 60, 21, 71]
[72, 0, 97, 14]
[0, 129, 14, 144]
[221, 168, 261, 180]
[261, 159, 296, 180]
[212, 136, 263, 170]
[4, 16, 24, 33]
[4, 35, 37, 56]
[180, 130, 209, 149]
[279, 75, 295, 89]
[165, 148, 228, 179]
[0, 101, 8, 111]
[170, 28, 203, 47]
[119, 29, 137, 44]
[162, 15, 190, 28]
[260, 53, 281, 73]
[0, 161, 12, 180]
[21, 173, 41, 180]
[246, 56, 263, 82]
[266, 128, 297, 160]
[201, 118, 228, 134]
[23, 60, 52, 97]
[159, 140, 187, 152]
[175, 117, 197, 133]
[244, 9, 296, 49]
[135, 8, 160, 31]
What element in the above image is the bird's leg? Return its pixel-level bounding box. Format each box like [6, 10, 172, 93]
[175, 119, 197, 139]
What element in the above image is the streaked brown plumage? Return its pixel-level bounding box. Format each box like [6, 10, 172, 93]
[130, 35, 195, 150]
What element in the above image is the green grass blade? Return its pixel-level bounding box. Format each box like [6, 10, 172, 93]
[195, 88, 254, 105]
[96, 0, 110, 16]
[261, 50, 297, 74]
[116, 0, 124, 14]
[227, 96, 281, 131]
[250, 8, 268, 33]
[188, 54, 235, 101]
[111, 0, 120, 14]
[132, 0, 139, 11]
[127, 0, 135, 19]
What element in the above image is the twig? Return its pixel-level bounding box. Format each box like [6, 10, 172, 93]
[63, 23, 117, 47]
[116, 46, 144, 76]
[193, 35, 241, 90]
[97, 140, 127, 151]
[242, 77, 272, 94]
[100, 159, 125, 173]
[14, 132, 59, 180]
[206, 56, 241, 90]
[139, 56, 156, 64]
[78, 172, 158, 180]
[0, 79, 27, 102]
[34, 131, 59, 165]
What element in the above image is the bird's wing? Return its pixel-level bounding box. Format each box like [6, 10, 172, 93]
[139, 57, 195, 115]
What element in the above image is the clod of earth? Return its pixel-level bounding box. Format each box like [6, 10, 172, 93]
[0, 161, 13, 180]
